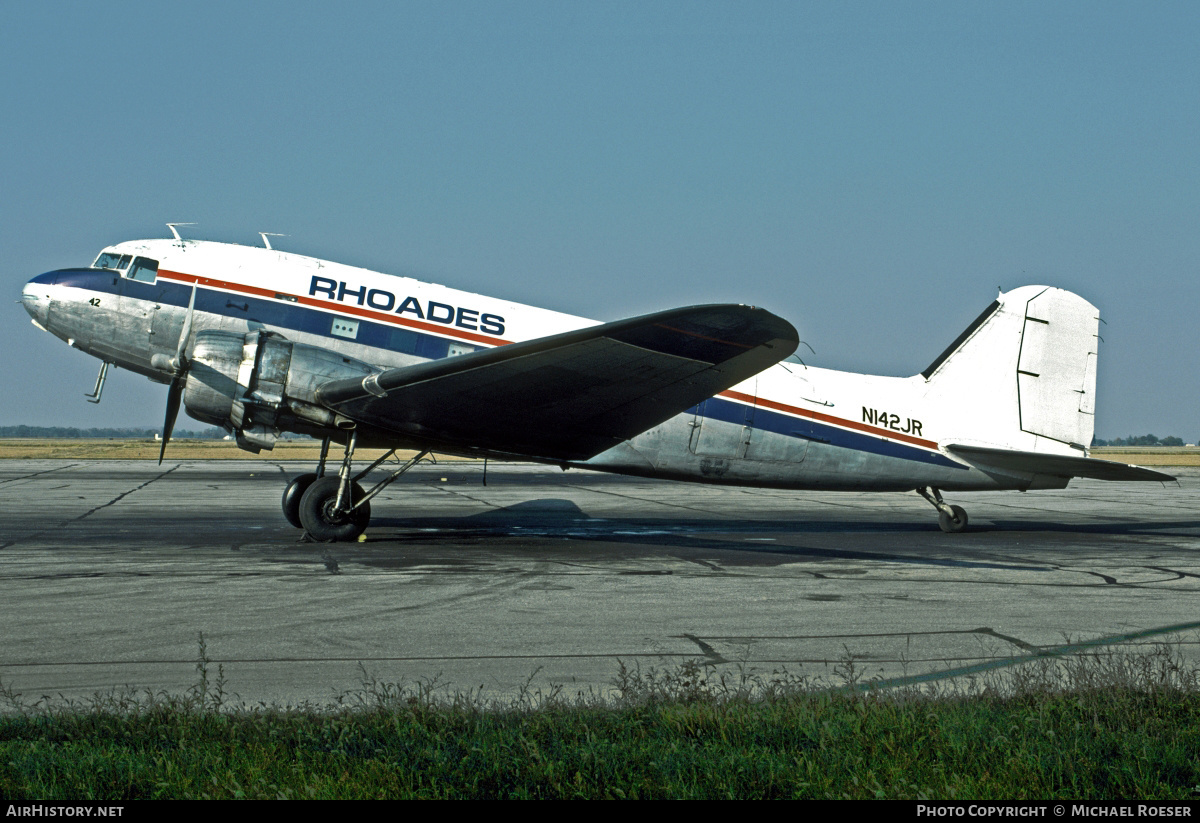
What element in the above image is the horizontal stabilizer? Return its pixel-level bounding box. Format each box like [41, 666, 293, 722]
[946, 444, 1176, 482]
[318, 304, 798, 461]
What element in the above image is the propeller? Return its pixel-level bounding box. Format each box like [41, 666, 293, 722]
[155, 283, 197, 464]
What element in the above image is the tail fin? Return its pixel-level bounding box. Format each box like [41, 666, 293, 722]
[921, 285, 1099, 451]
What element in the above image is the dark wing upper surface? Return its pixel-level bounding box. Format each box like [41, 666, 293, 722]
[317, 304, 798, 461]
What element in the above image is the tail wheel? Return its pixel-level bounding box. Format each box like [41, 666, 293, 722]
[298, 476, 371, 542]
[938, 504, 968, 534]
[281, 472, 319, 528]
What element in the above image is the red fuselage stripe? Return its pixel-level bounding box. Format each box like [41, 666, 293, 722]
[718, 388, 939, 450]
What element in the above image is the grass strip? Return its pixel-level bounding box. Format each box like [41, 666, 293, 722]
[2, 643, 1199, 800]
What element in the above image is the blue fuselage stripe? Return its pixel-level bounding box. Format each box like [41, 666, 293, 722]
[694, 395, 963, 469]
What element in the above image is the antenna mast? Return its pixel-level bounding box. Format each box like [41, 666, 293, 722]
[166, 223, 196, 241]
[259, 232, 287, 250]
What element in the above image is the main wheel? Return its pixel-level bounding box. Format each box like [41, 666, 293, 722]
[281, 473, 319, 528]
[937, 504, 968, 534]
[298, 476, 371, 542]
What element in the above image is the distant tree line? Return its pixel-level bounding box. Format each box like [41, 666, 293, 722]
[0, 425, 227, 439]
[1092, 434, 1187, 447]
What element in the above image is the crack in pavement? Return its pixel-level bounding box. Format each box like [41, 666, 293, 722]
[834, 620, 1200, 692]
[431, 485, 504, 509]
[672, 626, 1044, 665]
[0, 465, 180, 550]
[973, 627, 1041, 653]
[1081, 570, 1123, 585]
[1146, 565, 1200, 580]
[678, 633, 729, 664]
[0, 464, 78, 485]
[71, 465, 181, 523]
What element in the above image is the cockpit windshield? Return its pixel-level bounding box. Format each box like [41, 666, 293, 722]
[91, 252, 158, 283]
[92, 252, 132, 271]
[127, 256, 158, 283]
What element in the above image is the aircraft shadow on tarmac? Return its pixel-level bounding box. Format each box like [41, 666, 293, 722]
[371, 497, 1200, 537]
[351, 497, 1200, 572]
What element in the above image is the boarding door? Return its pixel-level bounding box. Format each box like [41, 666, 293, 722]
[688, 380, 756, 459]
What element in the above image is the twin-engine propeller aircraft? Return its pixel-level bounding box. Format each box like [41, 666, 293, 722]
[20, 228, 1173, 540]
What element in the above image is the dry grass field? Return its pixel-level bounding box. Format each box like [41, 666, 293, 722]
[1089, 447, 1200, 466]
[0, 439, 1195, 465]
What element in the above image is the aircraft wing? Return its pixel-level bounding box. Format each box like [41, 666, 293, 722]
[945, 444, 1176, 482]
[316, 304, 798, 461]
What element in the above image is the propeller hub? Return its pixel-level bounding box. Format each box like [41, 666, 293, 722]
[150, 353, 177, 373]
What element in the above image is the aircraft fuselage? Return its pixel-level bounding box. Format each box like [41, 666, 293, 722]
[22, 238, 1079, 496]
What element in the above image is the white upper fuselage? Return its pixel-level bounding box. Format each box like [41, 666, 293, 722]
[110, 237, 595, 345]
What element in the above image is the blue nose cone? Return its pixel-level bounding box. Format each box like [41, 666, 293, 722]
[21, 270, 58, 326]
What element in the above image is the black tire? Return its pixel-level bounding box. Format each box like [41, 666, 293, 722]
[298, 476, 371, 542]
[281, 473, 319, 528]
[937, 504, 968, 534]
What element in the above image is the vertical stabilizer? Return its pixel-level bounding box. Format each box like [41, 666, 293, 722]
[922, 286, 1099, 451]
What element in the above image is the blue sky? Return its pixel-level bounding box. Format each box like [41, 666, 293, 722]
[4, 1, 1198, 439]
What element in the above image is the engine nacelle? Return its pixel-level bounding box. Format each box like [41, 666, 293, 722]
[183, 330, 376, 452]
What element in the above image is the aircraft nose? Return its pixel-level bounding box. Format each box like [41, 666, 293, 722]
[21, 271, 57, 327]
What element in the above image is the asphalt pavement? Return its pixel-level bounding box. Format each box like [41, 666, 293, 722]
[2, 459, 1197, 707]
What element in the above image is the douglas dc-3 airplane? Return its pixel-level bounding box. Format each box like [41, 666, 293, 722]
[20, 228, 1173, 541]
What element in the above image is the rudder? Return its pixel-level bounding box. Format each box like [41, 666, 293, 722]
[1014, 288, 1098, 448]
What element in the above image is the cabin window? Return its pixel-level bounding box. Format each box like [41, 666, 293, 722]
[92, 252, 132, 271]
[126, 257, 159, 283]
[331, 318, 359, 340]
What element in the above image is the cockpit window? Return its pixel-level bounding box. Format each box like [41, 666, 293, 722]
[127, 257, 159, 283]
[92, 252, 132, 271]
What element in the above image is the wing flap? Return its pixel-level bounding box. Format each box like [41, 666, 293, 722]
[318, 304, 798, 461]
[946, 444, 1176, 482]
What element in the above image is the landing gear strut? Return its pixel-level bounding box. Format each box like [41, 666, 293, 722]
[287, 430, 431, 542]
[917, 487, 968, 533]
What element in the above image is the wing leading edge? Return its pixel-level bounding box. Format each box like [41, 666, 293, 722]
[317, 304, 799, 461]
[946, 444, 1176, 483]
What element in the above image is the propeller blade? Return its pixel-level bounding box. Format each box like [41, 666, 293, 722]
[159, 376, 183, 465]
[158, 283, 197, 464]
[174, 282, 197, 367]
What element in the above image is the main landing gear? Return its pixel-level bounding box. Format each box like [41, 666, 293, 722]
[281, 437, 331, 528]
[917, 486, 968, 533]
[281, 431, 431, 542]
